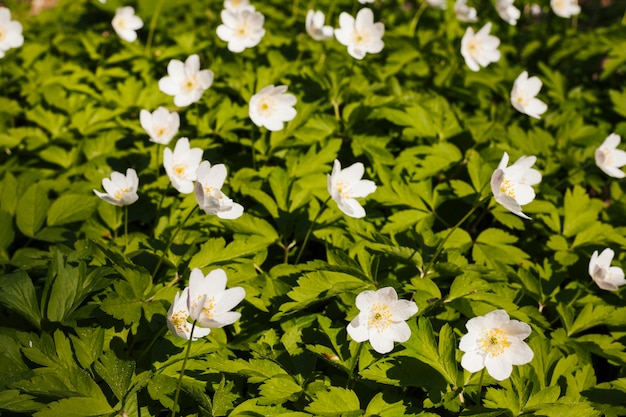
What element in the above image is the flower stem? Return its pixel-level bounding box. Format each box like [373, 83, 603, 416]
[124, 205, 129, 253]
[171, 320, 196, 417]
[408, 1, 428, 37]
[153, 205, 198, 278]
[295, 197, 331, 264]
[145, 0, 166, 58]
[476, 368, 485, 405]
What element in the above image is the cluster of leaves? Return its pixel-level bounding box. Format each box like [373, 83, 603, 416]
[1, 0, 626, 415]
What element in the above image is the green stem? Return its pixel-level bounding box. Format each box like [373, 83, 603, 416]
[124, 205, 129, 252]
[295, 197, 331, 264]
[153, 205, 199, 278]
[145, 0, 166, 58]
[476, 368, 485, 405]
[408, 1, 428, 37]
[171, 320, 196, 417]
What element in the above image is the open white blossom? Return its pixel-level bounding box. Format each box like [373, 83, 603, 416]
[454, 0, 478, 23]
[427, 0, 447, 9]
[249, 85, 297, 131]
[459, 310, 534, 381]
[194, 161, 244, 219]
[112, 6, 143, 43]
[347, 287, 418, 354]
[93, 168, 139, 207]
[510, 71, 547, 119]
[216, 8, 265, 53]
[490, 152, 541, 220]
[595, 133, 626, 179]
[589, 248, 626, 291]
[358, 0, 375, 3]
[0, 8, 24, 59]
[334, 8, 384, 60]
[461, 22, 501, 72]
[140, 107, 180, 145]
[164, 137, 203, 194]
[328, 159, 377, 218]
[306, 10, 333, 41]
[187, 268, 246, 329]
[224, 0, 255, 12]
[551, 0, 580, 18]
[167, 288, 212, 340]
[496, 0, 521, 26]
[158, 54, 214, 107]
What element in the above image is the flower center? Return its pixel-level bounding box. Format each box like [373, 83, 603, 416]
[334, 179, 352, 198]
[201, 296, 216, 320]
[353, 30, 369, 46]
[468, 38, 481, 56]
[368, 303, 392, 332]
[156, 126, 168, 138]
[0, 28, 6, 41]
[599, 147, 612, 167]
[173, 163, 187, 178]
[499, 178, 515, 198]
[171, 308, 191, 335]
[114, 188, 131, 200]
[479, 328, 511, 357]
[183, 76, 198, 94]
[553, 0, 565, 11]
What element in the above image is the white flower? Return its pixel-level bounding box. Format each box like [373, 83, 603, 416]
[490, 152, 541, 220]
[164, 138, 203, 194]
[495, 0, 521, 26]
[551, 0, 580, 18]
[111, 6, 143, 43]
[249, 85, 297, 132]
[347, 287, 418, 354]
[595, 134, 626, 179]
[427, 0, 448, 9]
[510, 71, 547, 119]
[454, 0, 478, 23]
[186, 268, 246, 329]
[459, 310, 534, 381]
[194, 161, 244, 219]
[358, 0, 375, 3]
[334, 8, 384, 60]
[461, 22, 501, 72]
[306, 10, 333, 41]
[0, 8, 24, 58]
[216, 8, 265, 53]
[167, 288, 212, 340]
[139, 107, 180, 145]
[93, 168, 139, 207]
[328, 159, 377, 218]
[158, 54, 214, 107]
[589, 248, 626, 291]
[224, 0, 255, 12]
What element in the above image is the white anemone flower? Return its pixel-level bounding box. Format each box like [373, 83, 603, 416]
[427, 0, 448, 9]
[158, 54, 214, 107]
[216, 8, 265, 53]
[334, 8, 384, 60]
[551, 0, 580, 18]
[306, 10, 333, 41]
[112, 6, 143, 43]
[347, 287, 418, 354]
[358, 0, 375, 3]
[461, 22, 501, 72]
[224, 0, 255, 12]
[495, 0, 521, 26]
[459, 310, 534, 381]
[595, 133, 626, 179]
[454, 0, 478, 23]
[186, 268, 246, 329]
[194, 161, 244, 219]
[249, 85, 297, 132]
[93, 168, 139, 207]
[328, 159, 377, 218]
[164, 138, 203, 194]
[490, 152, 541, 220]
[510, 71, 547, 119]
[0, 8, 24, 58]
[589, 248, 626, 291]
[139, 107, 180, 145]
[167, 288, 212, 340]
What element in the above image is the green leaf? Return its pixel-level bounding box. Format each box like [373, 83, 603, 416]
[568, 304, 614, 337]
[47, 194, 97, 226]
[0, 390, 45, 413]
[16, 183, 50, 238]
[258, 375, 303, 405]
[364, 392, 407, 417]
[305, 386, 362, 417]
[562, 186, 602, 238]
[472, 228, 529, 267]
[0, 270, 42, 329]
[33, 397, 115, 417]
[94, 350, 135, 402]
[189, 236, 271, 269]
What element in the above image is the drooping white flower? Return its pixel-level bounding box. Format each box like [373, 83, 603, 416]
[216, 8, 265, 53]
[334, 8, 384, 60]
[454, 0, 478, 23]
[510, 71, 547, 119]
[139, 107, 180, 145]
[459, 310, 534, 381]
[427, 0, 448, 9]
[328, 159, 377, 218]
[347, 287, 418, 354]
[306, 10, 333, 41]
[167, 288, 212, 340]
[158, 54, 214, 107]
[249, 85, 297, 132]
[461, 22, 501, 72]
[551, 0, 580, 18]
[163, 138, 203, 194]
[194, 161, 244, 219]
[112, 6, 143, 43]
[595, 133, 626, 179]
[0, 8, 24, 59]
[187, 268, 246, 329]
[589, 248, 626, 291]
[224, 0, 255, 12]
[490, 152, 541, 220]
[93, 168, 139, 207]
[495, 0, 521, 26]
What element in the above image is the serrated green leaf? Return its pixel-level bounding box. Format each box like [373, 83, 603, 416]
[305, 386, 361, 417]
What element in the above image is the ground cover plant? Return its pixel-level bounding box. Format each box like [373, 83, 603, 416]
[1, 0, 626, 415]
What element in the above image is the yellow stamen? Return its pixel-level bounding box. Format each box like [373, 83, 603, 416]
[479, 328, 510, 357]
[368, 303, 392, 332]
